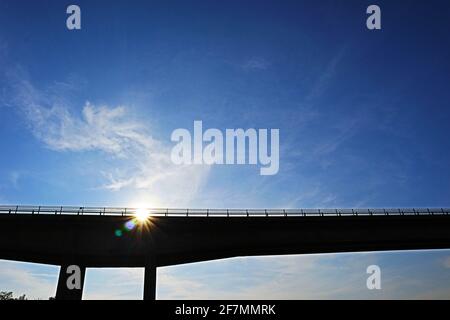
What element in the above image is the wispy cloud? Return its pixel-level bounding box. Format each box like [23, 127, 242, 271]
[158, 251, 450, 300]
[0, 260, 58, 299]
[6, 70, 211, 206]
[312, 112, 362, 157]
[284, 183, 338, 208]
[157, 253, 378, 299]
[2, 251, 450, 300]
[83, 268, 144, 300]
[443, 256, 450, 269]
[242, 57, 270, 71]
[8, 171, 22, 189]
[305, 48, 346, 103]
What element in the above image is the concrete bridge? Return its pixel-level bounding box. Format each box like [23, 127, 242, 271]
[0, 206, 449, 300]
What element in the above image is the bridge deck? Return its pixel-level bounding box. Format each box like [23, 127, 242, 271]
[1, 208, 450, 268]
[1, 205, 450, 300]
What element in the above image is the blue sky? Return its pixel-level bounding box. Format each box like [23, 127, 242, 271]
[0, 0, 450, 299]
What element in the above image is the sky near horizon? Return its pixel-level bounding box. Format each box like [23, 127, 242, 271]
[0, 0, 450, 299]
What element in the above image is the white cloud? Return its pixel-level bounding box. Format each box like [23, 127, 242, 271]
[443, 256, 450, 269]
[305, 48, 346, 103]
[157, 251, 450, 300]
[8, 75, 211, 207]
[284, 184, 338, 208]
[2, 252, 450, 300]
[9, 171, 22, 189]
[157, 254, 378, 300]
[243, 57, 270, 71]
[0, 260, 59, 300]
[83, 268, 144, 300]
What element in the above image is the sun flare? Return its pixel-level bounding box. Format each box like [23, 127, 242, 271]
[135, 208, 151, 222]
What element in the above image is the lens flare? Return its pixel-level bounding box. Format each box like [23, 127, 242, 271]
[125, 220, 136, 230]
[135, 208, 150, 222]
[114, 207, 153, 237]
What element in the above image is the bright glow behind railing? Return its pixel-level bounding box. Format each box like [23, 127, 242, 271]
[0, 206, 449, 217]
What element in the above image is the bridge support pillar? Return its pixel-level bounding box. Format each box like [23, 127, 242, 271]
[143, 256, 157, 300]
[55, 264, 86, 300]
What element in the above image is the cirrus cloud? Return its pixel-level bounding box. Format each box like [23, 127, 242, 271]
[6, 71, 210, 207]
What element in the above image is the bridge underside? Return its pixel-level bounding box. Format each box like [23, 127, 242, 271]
[1, 214, 450, 299]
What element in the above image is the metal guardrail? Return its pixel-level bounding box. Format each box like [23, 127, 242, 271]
[0, 205, 449, 218]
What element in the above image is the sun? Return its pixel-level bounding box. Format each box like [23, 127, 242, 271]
[134, 207, 151, 222]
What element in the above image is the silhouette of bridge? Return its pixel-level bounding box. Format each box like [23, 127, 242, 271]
[1, 205, 450, 300]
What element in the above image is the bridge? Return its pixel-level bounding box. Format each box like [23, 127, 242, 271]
[1, 205, 450, 300]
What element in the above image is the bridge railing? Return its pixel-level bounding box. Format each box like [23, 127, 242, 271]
[0, 206, 449, 218]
